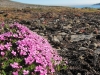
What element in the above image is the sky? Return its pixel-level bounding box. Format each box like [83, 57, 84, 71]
[11, 0, 100, 6]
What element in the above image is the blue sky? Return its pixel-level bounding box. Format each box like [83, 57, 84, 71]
[11, 0, 100, 6]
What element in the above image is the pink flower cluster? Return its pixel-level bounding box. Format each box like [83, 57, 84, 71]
[0, 23, 62, 75]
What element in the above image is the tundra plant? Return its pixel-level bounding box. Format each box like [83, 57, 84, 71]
[0, 22, 66, 75]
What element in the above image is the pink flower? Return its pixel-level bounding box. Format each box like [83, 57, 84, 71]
[12, 71, 18, 75]
[35, 65, 47, 75]
[4, 42, 12, 51]
[65, 61, 68, 64]
[24, 55, 35, 65]
[0, 44, 5, 50]
[0, 35, 5, 40]
[23, 70, 29, 75]
[0, 22, 63, 75]
[35, 65, 44, 72]
[10, 62, 21, 69]
[50, 66, 55, 73]
[3, 32, 12, 37]
[1, 52, 5, 56]
[11, 50, 16, 56]
[13, 34, 18, 38]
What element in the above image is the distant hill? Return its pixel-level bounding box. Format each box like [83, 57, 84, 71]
[93, 3, 100, 5]
[0, 0, 51, 9]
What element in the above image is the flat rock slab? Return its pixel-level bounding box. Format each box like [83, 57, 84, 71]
[70, 34, 93, 42]
[94, 48, 100, 54]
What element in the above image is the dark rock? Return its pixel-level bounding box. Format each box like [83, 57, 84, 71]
[89, 43, 98, 49]
[20, 20, 31, 25]
[3, 13, 8, 17]
[96, 34, 100, 40]
[67, 71, 73, 75]
[0, 11, 4, 14]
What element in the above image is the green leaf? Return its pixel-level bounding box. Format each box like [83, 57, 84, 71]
[1, 70, 6, 75]
[56, 65, 61, 71]
[26, 63, 36, 71]
[62, 65, 67, 70]
[14, 58, 22, 63]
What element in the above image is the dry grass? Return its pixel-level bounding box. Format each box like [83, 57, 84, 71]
[0, 6, 100, 22]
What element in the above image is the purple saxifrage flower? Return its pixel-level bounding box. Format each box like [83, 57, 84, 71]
[10, 62, 22, 69]
[23, 70, 29, 75]
[11, 50, 16, 56]
[12, 71, 19, 75]
[0, 22, 64, 75]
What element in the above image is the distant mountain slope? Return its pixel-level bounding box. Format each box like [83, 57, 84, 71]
[93, 3, 100, 5]
[0, 0, 49, 9]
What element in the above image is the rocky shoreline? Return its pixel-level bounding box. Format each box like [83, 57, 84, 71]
[0, 1, 100, 75]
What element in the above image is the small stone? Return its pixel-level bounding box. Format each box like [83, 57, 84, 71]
[58, 32, 66, 36]
[39, 33, 44, 36]
[63, 24, 72, 30]
[53, 36, 60, 43]
[89, 43, 97, 49]
[97, 43, 100, 47]
[77, 73, 81, 75]
[0, 11, 4, 14]
[93, 28, 98, 34]
[79, 55, 84, 60]
[93, 43, 98, 48]
[56, 35, 63, 42]
[79, 29, 85, 33]
[76, 20, 80, 23]
[67, 71, 73, 75]
[79, 47, 87, 50]
[94, 48, 100, 54]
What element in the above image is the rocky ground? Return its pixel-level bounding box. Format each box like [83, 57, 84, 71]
[0, 1, 100, 75]
[24, 10, 100, 75]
